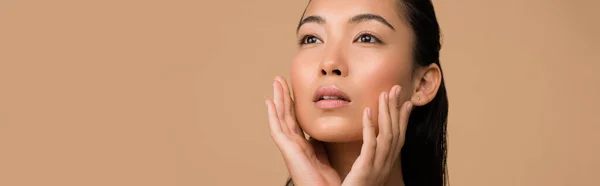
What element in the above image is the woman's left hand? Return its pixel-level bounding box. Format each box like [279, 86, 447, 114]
[342, 85, 414, 186]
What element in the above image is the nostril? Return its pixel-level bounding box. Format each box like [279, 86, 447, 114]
[332, 69, 341, 76]
[321, 69, 327, 75]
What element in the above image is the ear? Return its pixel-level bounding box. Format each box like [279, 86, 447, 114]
[411, 63, 442, 106]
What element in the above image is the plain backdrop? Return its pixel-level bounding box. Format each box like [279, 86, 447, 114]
[1, 0, 599, 185]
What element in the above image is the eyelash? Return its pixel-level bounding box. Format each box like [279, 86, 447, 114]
[354, 32, 383, 44]
[298, 35, 322, 45]
[298, 33, 383, 46]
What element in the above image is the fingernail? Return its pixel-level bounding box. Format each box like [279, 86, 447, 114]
[366, 108, 372, 119]
[407, 102, 413, 111]
[395, 86, 401, 98]
[384, 92, 388, 102]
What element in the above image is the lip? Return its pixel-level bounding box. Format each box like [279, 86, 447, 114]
[313, 85, 351, 110]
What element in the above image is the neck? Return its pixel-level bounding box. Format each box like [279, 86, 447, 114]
[324, 140, 405, 186]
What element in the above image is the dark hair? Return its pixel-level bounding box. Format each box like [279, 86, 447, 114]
[288, 0, 448, 185]
[397, 0, 448, 186]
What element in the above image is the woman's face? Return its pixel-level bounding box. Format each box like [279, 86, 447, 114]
[291, 0, 416, 142]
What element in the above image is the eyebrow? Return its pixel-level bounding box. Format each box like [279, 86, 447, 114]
[297, 15, 325, 32]
[296, 13, 395, 33]
[349, 13, 395, 31]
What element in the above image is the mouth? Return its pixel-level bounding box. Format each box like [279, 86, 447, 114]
[313, 85, 351, 110]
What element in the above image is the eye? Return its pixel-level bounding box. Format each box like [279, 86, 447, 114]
[299, 35, 323, 45]
[354, 33, 381, 44]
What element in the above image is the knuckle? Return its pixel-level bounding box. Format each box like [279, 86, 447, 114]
[270, 131, 283, 140]
[392, 128, 400, 136]
[370, 140, 378, 147]
[385, 130, 393, 137]
[382, 135, 393, 144]
[357, 161, 371, 172]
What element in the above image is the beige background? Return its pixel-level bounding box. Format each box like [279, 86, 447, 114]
[1, 0, 599, 185]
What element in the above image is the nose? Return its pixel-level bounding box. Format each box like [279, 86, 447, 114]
[319, 46, 348, 77]
[320, 68, 343, 76]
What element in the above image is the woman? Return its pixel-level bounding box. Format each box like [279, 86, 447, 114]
[265, 0, 448, 185]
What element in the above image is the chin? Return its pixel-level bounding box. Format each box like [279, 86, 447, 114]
[300, 116, 363, 142]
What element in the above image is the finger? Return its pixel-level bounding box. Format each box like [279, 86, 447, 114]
[375, 92, 392, 170]
[275, 76, 303, 135]
[275, 76, 294, 117]
[385, 86, 401, 170]
[265, 99, 285, 143]
[355, 107, 376, 172]
[397, 101, 414, 153]
[273, 80, 291, 134]
[389, 86, 401, 137]
[272, 80, 285, 119]
[400, 101, 413, 135]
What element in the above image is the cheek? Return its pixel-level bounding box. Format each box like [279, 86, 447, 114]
[348, 50, 413, 122]
[289, 46, 413, 142]
[349, 47, 410, 84]
[290, 53, 317, 103]
[290, 54, 317, 131]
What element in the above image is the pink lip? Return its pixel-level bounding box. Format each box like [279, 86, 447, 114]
[313, 85, 351, 110]
[315, 99, 350, 110]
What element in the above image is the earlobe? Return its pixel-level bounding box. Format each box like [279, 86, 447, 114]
[411, 63, 442, 106]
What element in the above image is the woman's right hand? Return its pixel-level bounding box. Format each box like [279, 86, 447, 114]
[265, 76, 341, 186]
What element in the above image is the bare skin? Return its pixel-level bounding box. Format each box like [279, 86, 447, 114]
[265, 0, 443, 185]
[266, 77, 412, 186]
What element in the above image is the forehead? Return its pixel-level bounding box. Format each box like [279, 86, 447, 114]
[303, 0, 404, 25]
